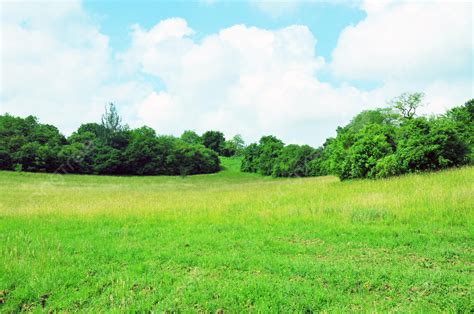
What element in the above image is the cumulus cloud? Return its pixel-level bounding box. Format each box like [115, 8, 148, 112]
[0, 0, 151, 134]
[2, 1, 472, 146]
[332, 0, 473, 82]
[122, 19, 377, 144]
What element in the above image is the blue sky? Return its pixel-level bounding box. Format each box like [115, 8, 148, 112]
[1, 0, 472, 146]
[83, 1, 365, 61]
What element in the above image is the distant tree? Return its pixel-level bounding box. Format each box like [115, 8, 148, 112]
[202, 131, 225, 154]
[390, 92, 425, 119]
[273, 144, 316, 177]
[92, 146, 123, 175]
[241, 143, 260, 173]
[396, 117, 468, 172]
[347, 108, 399, 132]
[345, 124, 394, 179]
[306, 147, 326, 177]
[123, 127, 160, 175]
[58, 142, 94, 174]
[220, 141, 237, 157]
[76, 123, 106, 138]
[446, 99, 474, 163]
[257, 136, 284, 176]
[180, 130, 202, 145]
[173, 143, 220, 175]
[231, 134, 245, 155]
[101, 103, 123, 133]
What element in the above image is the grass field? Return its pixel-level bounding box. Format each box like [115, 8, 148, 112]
[0, 158, 473, 312]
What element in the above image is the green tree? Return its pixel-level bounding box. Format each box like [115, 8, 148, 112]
[241, 143, 260, 173]
[257, 136, 284, 176]
[345, 124, 394, 179]
[446, 99, 474, 163]
[346, 108, 399, 132]
[202, 131, 225, 154]
[180, 130, 202, 145]
[391, 92, 424, 119]
[273, 144, 316, 177]
[396, 117, 468, 172]
[123, 127, 160, 175]
[100, 103, 129, 147]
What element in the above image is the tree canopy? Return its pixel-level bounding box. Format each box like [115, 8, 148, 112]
[241, 94, 473, 179]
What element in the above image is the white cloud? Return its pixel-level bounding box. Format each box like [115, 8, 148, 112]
[2, 2, 471, 146]
[135, 91, 181, 134]
[0, 0, 151, 134]
[329, 0, 473, 130]
[332, 0, 473, 82]
[123, 19, 379, 144]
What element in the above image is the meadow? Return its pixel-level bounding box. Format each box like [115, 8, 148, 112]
[0, 158, 473, 312]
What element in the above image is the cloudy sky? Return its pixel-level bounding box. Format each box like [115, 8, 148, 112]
[1, 0, 472, 146]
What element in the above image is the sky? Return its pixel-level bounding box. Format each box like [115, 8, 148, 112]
[1, 0, 473, 146]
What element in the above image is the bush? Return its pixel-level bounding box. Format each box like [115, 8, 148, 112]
[257, 136, 284, 176]
[346, 124, 394, 179]
[374, 154, 403, 178]
[241, 143, 259, 173]
[0, 112, 221, 176]
[397, 117, 468, 172]
[202, 131, 225, 154]
[272, 145, 316, 177]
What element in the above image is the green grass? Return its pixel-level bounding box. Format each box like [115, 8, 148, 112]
[0, 158, 473, 312]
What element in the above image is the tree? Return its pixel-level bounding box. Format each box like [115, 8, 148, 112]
[391, 92, 424, 119]
[100, 103, 129, 147]
[241, 143, 260, 173]
[396, 117, 468, 172]
[273, 144, 316, 177]
[347, 108, 399, 132]
[230, 134, 245, 155]
[180, 130, 202, 145]
[220, 141, 237, 157]
[257, 136, 284, 176]
[58, 142, 94, 174]
[202, 131, 225, 154]
[123, 127, 160, 175]
[0, 113, 223, 176]
[101, 103, 123, 133]
[173, 143, 220, 176]
[345, 124, 394, 179]
[446, 99, 474, 163]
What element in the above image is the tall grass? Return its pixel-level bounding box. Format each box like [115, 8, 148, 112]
[0, 159, 472, 311]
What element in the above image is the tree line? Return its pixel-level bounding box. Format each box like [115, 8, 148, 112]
[241, 94, 473, 180]
[1, 94, 472, 179]
[0, 104, 244, 176]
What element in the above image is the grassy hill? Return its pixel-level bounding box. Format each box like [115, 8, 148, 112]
[0, 158, 472, 311]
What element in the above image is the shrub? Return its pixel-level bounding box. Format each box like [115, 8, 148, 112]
[374, 154, 403, 178]
[272, 145, 316, 177]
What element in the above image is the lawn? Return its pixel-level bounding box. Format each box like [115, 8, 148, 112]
[0, 158, 473, 312]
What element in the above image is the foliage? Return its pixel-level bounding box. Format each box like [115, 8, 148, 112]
[0, 109, 220, 176]
[390, 92, 425, 119]
[240, 143, 260, 173]
[344, 124, 395, 179]
[445, 99, 474, 163]
[202, 130, 225, 154]
[256, 136, 285, 176]
[180, 130, 202, 145]
[272, 144, 317, 177]
[1, 94, 472, 179]
[0, 114, 65, 173]
[396, 117, 468, 172]
[240, 94, 472, 179]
